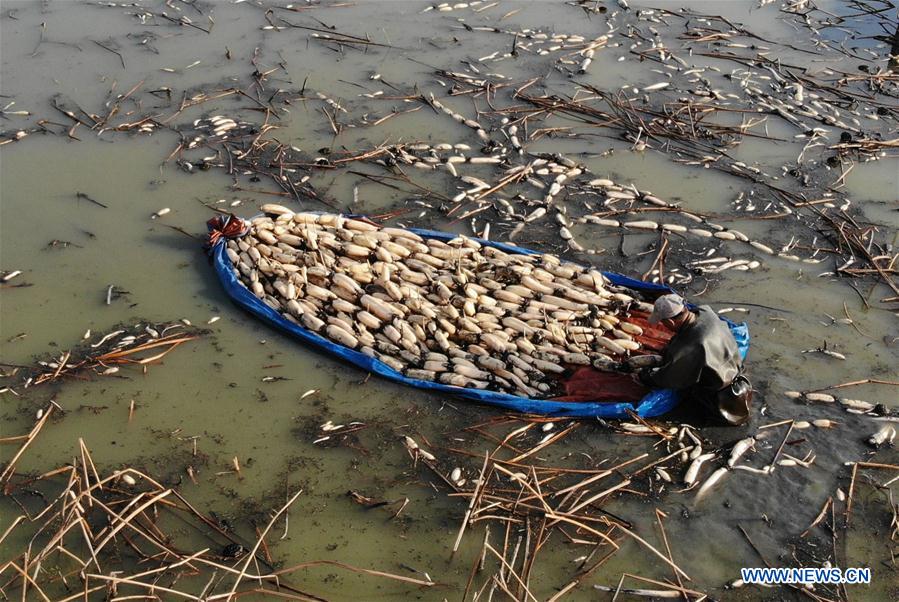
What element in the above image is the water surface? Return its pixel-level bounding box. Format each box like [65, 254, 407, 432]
[2, 1, 897, 600]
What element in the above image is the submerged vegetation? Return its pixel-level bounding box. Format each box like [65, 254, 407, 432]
[1, 0, 897, 600]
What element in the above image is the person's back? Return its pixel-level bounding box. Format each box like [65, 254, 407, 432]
[690, 306, 741, 391]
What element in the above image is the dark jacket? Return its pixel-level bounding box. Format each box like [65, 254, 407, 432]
[644, 306, 741, 392]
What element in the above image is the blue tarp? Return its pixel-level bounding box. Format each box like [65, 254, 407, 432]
[211, 221, 749, 418]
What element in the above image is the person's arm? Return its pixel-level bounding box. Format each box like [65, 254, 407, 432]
[641, 342, 705, 390]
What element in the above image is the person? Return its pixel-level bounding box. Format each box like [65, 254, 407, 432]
[638, 293, 752, 425]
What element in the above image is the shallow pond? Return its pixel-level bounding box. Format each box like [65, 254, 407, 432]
[2, 1, 897, 600]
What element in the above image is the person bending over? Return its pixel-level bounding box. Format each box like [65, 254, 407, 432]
[639, 294, 752, 425]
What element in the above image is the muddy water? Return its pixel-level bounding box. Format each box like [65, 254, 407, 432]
[2, 1, 897, 600]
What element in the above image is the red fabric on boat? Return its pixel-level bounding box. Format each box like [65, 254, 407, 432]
[550, 314, 676, 403]
[626, 311, 675, 352]
[551, 367, 649, 403]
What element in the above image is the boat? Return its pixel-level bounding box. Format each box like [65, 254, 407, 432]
[207, 211, 749, 418]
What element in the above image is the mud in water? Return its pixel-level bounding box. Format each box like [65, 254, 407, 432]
[1, 1, 898, 600]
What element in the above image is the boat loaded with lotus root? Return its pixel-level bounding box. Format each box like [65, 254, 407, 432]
[206, 206, 750, 420]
